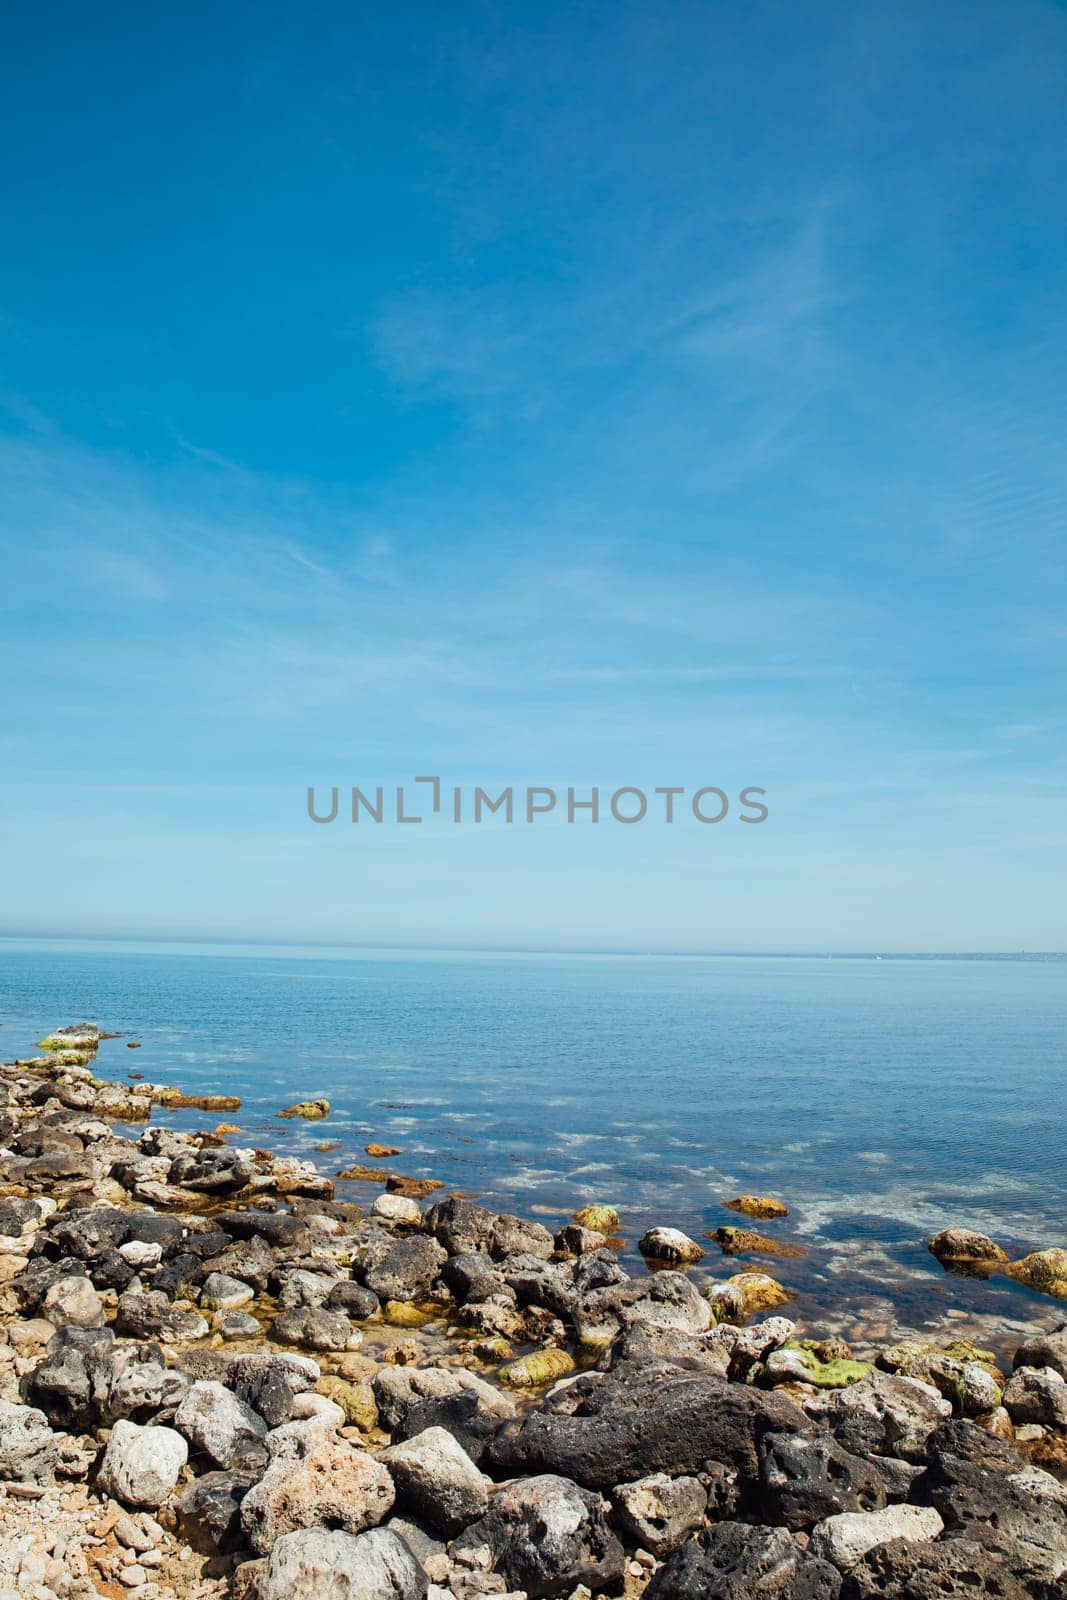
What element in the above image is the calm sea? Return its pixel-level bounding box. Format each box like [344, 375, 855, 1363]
[2, 939, 1065, 1354]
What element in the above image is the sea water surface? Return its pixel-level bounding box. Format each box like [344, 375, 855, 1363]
[2, 938, 1066, 1354]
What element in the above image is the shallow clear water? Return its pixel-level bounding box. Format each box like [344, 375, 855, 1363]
[3, 938, 1066, 1354]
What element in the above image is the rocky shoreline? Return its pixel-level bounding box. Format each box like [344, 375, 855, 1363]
[2, 1028, 1066, 1600]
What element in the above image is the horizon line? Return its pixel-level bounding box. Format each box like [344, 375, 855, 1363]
[0, 931, 1064, 962]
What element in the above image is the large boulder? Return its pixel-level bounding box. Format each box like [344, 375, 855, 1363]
[379, 1426, 488, 1535]
[913, 1444, 1067, 1585]
[97, 1419, 188, 1508]
[451, 1473, 625, 1600]
[488, 1368, 808, 1488]
[240, 1419, 395, 1554]
[760, 1432, 886, 1530]
[261, 1526, 427, 1600]
[1002, 1366, 1067, 1428]
[644, 1520, 841, 1600]
[365, 1236, 447, 1303]
[807, 1506, 944, 1571]
[810, 1370, 951, 1462]
[839, 1536, 1032, 1599]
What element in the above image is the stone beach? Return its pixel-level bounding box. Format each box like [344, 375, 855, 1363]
[1, 1025, 1066, 1600]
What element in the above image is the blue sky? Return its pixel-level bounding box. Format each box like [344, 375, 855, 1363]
[1, 0, 1065, 952]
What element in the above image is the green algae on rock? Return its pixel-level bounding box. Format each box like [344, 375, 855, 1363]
[574, 1205, 620, 1232]
[277, 1099, 331, 1120]
[763, 1339, 873, 1388]
[705, 1271, 791, 1323]
[708, 1226, 805, 1260]
[497, 1346, 576, 1388]
[722, 1195, 790, 1220]
[1007, 1248, 1067, 1299]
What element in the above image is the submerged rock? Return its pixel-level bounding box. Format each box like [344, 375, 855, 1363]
[497, 1346, 575, 1388]
[574, 1204, 620, 1232]
[722, 1195, 790, 1220]
[928, 1227, 1008, 1266]
[707, 1271, 791, 1322]
[1007, 1247, 1067, 1299]
[277, 1099, 331, 1120]
[711, 1226, 805, 1259]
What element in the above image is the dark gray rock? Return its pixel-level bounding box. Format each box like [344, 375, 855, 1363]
[326, 1280, 381, 1319]
[491, 1213, 555, 1259]
[760, 1431, 886, 1530]
[177, 1469, 258, 1553]
[441, 1252, 513, 1304]
[913, 1447, 1067, 1586]
[645, 1521, 841, 1600]
[488, 1368, 809, 1489]
[1013, 1324, 1067, 1383]
[365, 1235, 447, 1303]
[169, 1148, 257, 1192]
[423, 1197, 496, 1255]
[271, 1305, 358, 1351]
[451, 1473, 625, 1600]
[114, 1289, 208, 1342]
[839, 1536, 1032, 1599]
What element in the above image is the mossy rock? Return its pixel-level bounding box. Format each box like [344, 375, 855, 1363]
[157, 1090, 241, 1111]
[929, 1228, 1008, 1264]
[709, 1226, 804, 1259]
[277, 1099, 331, 1120]
[337, 1164, 393, 1182]
[382, 1300, 436, 1328]
[498, 1346, 576, 1388]
[774, 1340, 872, 1388]
[1007, 1248, 1067, 1299]
[315, 1375, 378, 1431]
[574, 1205, 620, 1232]
[706, 1272, 791, 1323]
[723, 1195, 789, 1220]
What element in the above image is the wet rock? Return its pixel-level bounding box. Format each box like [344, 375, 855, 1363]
[327, 1280, 381, 1319]
[387, 1175, 445, 1200]
[381, 1426, 489, 1535]
[168, 1147, 258, 1192]
[808, 1506, 944, 1571]
[277, 1100, 330, 1120]
[498, 1347, 575, 1388]
[555, 1224, 609, 1255]
[574, 1205, 620, 1232]
[366, 1235, 448, 1303]
[174, 1379, 269, 1467]
[723, 1195, 790, 1220]
[489, 1367, 808, 1489]
[1003, 1365, 1067, 1427]
[839, 1536, 1031, 1599]
[0, 1397, 59, 1483]
[1013, 1323, 1067, 1382]
[452, 1473, 624, 1600]
[644, 1520, 840, 1600]
[706, 1271, 791, 1322]
[760, 1432, 886, 1529]
[97, 1419, 189, 1508]
[491, 1214, 555, 1259]
[261, 1526, 427, 1600]
[1007, 1248, 1067, 1299]
[240, 1422, 396, 1553]
[711, 1226, 804, 1259]
[611, 1471, 707, 1557]
[928, 1228, 1008, 1266]
[638, 1227, 705, 1265]
[272, 1305, 361, 1351]
[217, 1209, 312, 1248]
